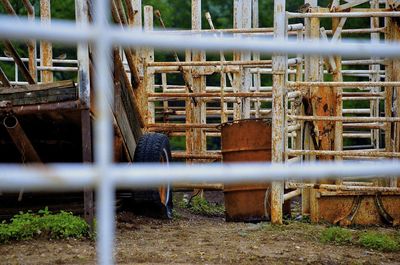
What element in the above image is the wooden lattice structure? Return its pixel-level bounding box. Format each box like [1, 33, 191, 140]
[140, 0, 400, 225]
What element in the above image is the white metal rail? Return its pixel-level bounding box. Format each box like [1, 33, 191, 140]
[0, 1, 398, 264]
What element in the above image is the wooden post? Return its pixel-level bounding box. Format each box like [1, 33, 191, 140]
[252, 0, 261, 118]
[81, 109, 94, 229]
[271, 0, 287, 225]
[233, 0, 242, 120]
[129, 0, 143, 76]
[301, 0, 317, 217]
[40, 0, 53, 83]
[76, 0, 94, 229]
[241, 0, 252, 118]
[370, 0, 380, 151]
[191, 0, 206, 154]
[26, 3, 37, 82]
[394, 19, 400, 188]
[332, 18, 344, 185]
[143, 6, 154, 125]
[385, 5, 400, 187]
[294, 29, 303, 154]
[305, 1, 320, 222]
[127, 0, 145, 114]
[75, 0, 91, 107]
[185, 49, 193, 159]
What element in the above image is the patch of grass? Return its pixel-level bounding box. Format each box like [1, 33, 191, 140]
[321, 227, 354, 244]
[320, 226, 400, 252]
[0, 208, 89, 243]
[358, 232, 400, 252]
[178, 196, 224, 217]
[171, 209, 183, 220]
[188, 196, 225, 217]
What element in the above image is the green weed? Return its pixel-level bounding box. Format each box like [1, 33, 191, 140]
[174, 195, 225, 217]
[358, 232, 400, 252]
[187, 196, 225, 217]
[0, 208, 89, 243]
[321, 226, 400, 252]
[320, 227, 354, 244]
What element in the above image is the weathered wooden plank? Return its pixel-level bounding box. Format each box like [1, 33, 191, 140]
[0, 80, 77, 106]
[0, 80, 74, 94]
[114, 81, 138, 160]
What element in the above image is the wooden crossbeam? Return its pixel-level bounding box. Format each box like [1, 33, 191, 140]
[3, 41, 36, 84]
[335, 0, 370, 11]
[0, 66, 10, 87]
[320, 28, 337, 72]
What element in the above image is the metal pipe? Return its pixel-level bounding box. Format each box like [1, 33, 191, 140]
[287, 150, 400, 158]
[36, 66, 78, 72]
[0, 57, 78, 64]
[3, 115, 41, 162]
[4, 100, 82, 115]
[148, 92, 272, 98]
[174, 183, 223, 190]
[289, 115, 400, 122]
[287, 11, 400, 18]
[283, 189, 301, 201]
[286, 182, 400, 192]
[342, 59, 385, 65]
[147, 60, 272, 67]
[325, 27, 385, 34]
[288, 81, 400, 88]
[172, 151, 221, 160]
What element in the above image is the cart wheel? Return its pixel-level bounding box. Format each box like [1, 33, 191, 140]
[133, 133, 173, 219]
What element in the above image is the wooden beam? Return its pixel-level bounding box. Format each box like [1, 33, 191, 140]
[334, 0, 369, 11]
[0, 66, 11, 87]
[3, 41, 35, 84]
[111, 0, 141, 89]
[40, 0, 53, 83]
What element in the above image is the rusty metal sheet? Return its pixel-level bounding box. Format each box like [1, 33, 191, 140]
[222, 119, 272, 222]
[317, 193, 400, 226]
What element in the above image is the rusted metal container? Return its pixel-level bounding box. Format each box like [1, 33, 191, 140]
[221, 119, 272, 222]
[315, 192, 400, 226]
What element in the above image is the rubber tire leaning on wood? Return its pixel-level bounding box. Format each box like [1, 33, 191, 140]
[133, 133, 173, 219]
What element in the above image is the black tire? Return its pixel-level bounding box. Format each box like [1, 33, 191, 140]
[132, 133, 173, 219]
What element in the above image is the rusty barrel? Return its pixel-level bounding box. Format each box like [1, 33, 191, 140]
[221, 119, 272, 222]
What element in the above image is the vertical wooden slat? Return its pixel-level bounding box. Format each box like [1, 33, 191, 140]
[81, 109, 94, 230]
[241, 0, 252, 118]
[370, 0, 380, 151]
[233, 0, 242, 120]
[28, 6, 37, 82]
[191, 0, 206, 155]
[185, 49, 193, 158]
[252, 0, 261, 118]
[75, 0, 91, 106]
[385, 7, 400, 187]
[306, 4, 320, 223]
[143, 6, 154, 126]
[332, 18, 343, 185]
[40, 0, 53, 83]
[271, 0, 288, 225]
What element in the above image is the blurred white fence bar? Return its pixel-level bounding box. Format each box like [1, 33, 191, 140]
[0, 16, 399, 57]
[0, 161, 399, 190]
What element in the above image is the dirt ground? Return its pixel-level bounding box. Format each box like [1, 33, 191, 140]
[0, 194, 399, 265]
